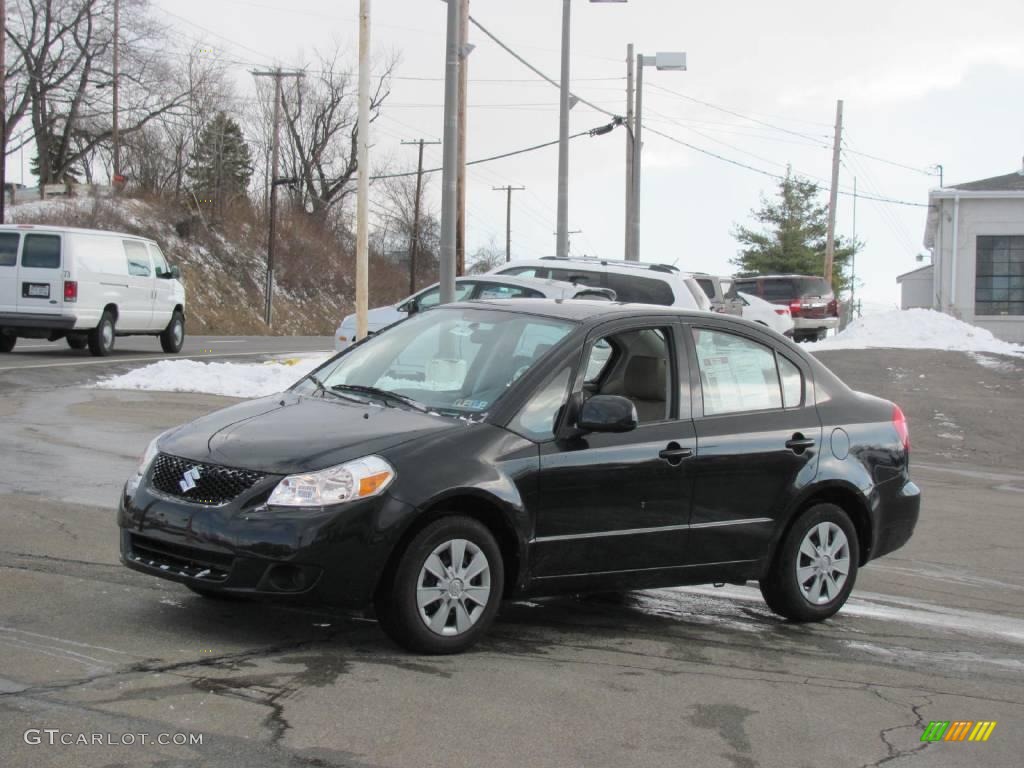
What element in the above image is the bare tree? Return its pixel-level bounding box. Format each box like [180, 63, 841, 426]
[375, 172, 439, 287]
[5, 0, 204, 185]
[270, 48, 395, 222]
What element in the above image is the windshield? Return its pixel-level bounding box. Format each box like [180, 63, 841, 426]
[304, 307, 575, 416]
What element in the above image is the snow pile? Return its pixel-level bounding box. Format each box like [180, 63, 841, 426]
[96, 354, 332, 399]
[805, 309, 1024, 357]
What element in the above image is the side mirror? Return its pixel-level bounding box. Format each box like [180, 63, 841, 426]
[577, 395, 638, 433]
[398, 300, 417, 315]
[170, 265, 181, 280]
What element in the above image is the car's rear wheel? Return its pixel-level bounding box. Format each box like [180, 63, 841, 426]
[88, 311, 116, 356]
[160, 311, 185, 354]
[377, 516, 503, 654]
[760, 503, 858, 622]
[0, 334, 15, 353]
[66, 335, 88, 350]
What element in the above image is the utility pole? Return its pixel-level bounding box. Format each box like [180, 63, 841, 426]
[455, 0, 469, 277]
[252, 68, 304, 326]
[555, 0, 572, 258]
[1, 0, 7, 222]
[630, 51, 644, 263]
[355, 0, 372, 338]
[823, 98, 843, 288]
[112, 0, 120, 189]
[439, 0, 461, 305]
[850, 175, 857, 315]
[624, 43, 634, 260]
[555, 229, 582, 255]
[493, 185, 525, 262]
[403, 139, 441, 295]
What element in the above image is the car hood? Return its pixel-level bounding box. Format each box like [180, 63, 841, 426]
[340, 305, 403, 330]
[159, 392, 464, 475]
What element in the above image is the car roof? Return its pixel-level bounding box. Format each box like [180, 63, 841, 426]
[733, 274, 828, 280]
[443, 297, 711, 323]
[494, 257, 683, 279]
[0, 223, 156, 243]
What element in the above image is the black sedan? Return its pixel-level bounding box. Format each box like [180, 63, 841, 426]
[119, 300, 920, 654]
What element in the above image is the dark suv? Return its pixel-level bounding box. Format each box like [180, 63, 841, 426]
[730, 275, 839, 341]
[119, 300, 918, 654]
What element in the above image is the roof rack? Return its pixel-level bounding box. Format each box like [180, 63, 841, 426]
[539, 255, 680, 273]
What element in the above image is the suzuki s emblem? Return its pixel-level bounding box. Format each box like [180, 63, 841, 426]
[179, 466, 202, 493]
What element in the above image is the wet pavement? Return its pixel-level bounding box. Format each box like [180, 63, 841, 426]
[1, 343, 1022, 767]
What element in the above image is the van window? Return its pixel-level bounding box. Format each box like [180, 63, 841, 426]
[0, 233, 18, 266]
[22, 234, 61, 268]
[605, 273, 675, 305]
[124, 241, 151, 277]
[149, 245, 170, 277]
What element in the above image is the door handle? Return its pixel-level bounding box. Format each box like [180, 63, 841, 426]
[785, 433, 816, 453]
[659, 442, 694, 465]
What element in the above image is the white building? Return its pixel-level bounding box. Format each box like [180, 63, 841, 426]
[913, 160, 1024, 342]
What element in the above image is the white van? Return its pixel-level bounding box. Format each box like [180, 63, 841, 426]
[0, 225, 186, 356]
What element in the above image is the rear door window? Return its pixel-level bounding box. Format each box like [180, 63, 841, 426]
[760, 279, 796, 301]
[692, 328, 784, 415]
[21, 234, 61, 268]
[795, 277, 832, 298]
[499, 266, 549, 279]
[605, 273, 675, 305]
[0, 233, 19, 266]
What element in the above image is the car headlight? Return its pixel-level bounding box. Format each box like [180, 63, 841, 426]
[267, 456, 395, 507]
[126, 431, 169, 496]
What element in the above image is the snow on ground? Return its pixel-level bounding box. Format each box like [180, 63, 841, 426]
[95, 354, 332, 399]
[805, 308, 1024, 357]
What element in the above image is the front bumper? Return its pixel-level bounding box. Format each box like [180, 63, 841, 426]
[118, 477, 416, 609]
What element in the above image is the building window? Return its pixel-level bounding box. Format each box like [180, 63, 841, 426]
[976, 236, 1024, 316]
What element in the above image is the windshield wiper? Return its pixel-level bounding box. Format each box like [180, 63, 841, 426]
[307, 374, 362, 404]
[331, 384, 430, 413]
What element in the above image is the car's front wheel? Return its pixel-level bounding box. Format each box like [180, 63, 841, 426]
[760, 503, 859, 622]
[160, 311, 185, 354]
[378, 516, 503, 654]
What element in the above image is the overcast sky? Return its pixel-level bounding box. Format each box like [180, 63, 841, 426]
[146, 0, 1024, 306]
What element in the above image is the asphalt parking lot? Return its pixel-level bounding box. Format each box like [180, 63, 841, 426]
[1, 338, 1022, 767]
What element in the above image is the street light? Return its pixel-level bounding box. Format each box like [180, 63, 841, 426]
[556, 0, 628, 260]
[626, 49, 686, 262]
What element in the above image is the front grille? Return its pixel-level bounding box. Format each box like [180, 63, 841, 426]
[150, 453, 266, 506]
[128, 534, 232, 581]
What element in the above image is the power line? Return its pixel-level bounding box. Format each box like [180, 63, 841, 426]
[842, 136, 937, 177]
[369, 119, 622, 181]
[644, 126, 928, 207]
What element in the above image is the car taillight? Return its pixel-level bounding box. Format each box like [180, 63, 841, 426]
[789, 300, 802, 317]
[774, 308, 789, 316]
[64, 280, 78, 302]
[893, 405, 910, 453]
[827, 298, 838, 317]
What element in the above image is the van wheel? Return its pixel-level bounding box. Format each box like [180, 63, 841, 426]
[160, 312, 185, 354]
[377, 516, 503, 654]
[760, 503, 859, 622]
[66, 336, 88, 350]
[0, 334, 15, 353]
[88, 312, 116, 357]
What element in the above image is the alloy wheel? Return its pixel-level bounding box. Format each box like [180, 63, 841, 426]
[796, 522, 851, 605]
[416, 538, 491, 636]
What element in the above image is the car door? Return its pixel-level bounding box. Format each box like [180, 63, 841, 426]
[530, 319, 697, 579]
[0, 232, 19, 314]
[684, 322, 821, 564]
[16, 233, 64, 316]
[148, 243, 175, 331]
[121, 240, 154, 331]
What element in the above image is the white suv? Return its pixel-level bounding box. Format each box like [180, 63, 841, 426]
[489, 257, 712, 312]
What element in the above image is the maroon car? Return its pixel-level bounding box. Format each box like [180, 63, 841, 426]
[730, 275, 839, 342]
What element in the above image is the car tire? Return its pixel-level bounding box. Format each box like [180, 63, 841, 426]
[815, 329, 828, 341]
[759, 503, 859, 622]
[160, 311, 185, 354]
[88, 311, 116, 357]
[377, 516, 504, 654]
[0, 334, 15, 353]
[66, 335, 88, 350]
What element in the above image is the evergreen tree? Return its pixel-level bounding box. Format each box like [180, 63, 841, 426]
[731, 169, 857, 294]
[187, 113, 254, 220]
